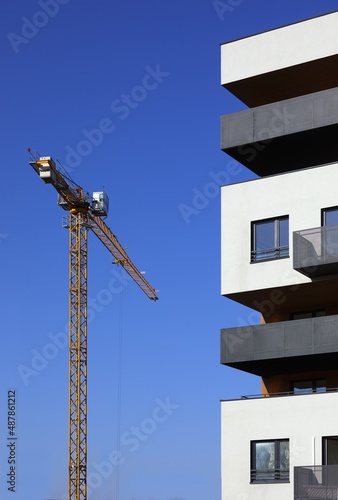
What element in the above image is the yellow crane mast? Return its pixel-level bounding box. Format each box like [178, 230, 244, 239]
[28, 150, 158, 500]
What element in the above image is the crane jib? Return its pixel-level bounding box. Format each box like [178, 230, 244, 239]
[27, 150, 158, 500]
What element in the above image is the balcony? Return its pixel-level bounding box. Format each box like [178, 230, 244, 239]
[221, 12, 338, 107]
[220, 87, 338, 176]
[220, 315, 338, 376]
[293, 225, 338, 278]
[294, 465, 338, 500]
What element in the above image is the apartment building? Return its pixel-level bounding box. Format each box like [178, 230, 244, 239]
[220, 11, 338, 500]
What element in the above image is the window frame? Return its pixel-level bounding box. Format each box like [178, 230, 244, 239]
[251, 215, 289, 263]
[291, 310, 325, 320]
[321, 207, 338, 258]
[323, 436, 338, 465]
[321, 206, 338, 226]
[291, 378, 326, 395]
[250, 438, 290, 484]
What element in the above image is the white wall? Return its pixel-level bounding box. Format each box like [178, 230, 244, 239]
[221, 162, 338, 296]
[221, 11, 338, 86]
[221, 391, 338, 500]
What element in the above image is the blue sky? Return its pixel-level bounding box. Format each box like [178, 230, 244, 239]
[1, 1, 337, 499]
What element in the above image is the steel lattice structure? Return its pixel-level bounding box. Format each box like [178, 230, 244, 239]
[68, 211, 88, 499]
[28, 152, 158, 500]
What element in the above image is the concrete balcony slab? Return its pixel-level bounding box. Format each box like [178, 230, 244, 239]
[221, 11, 338, 106]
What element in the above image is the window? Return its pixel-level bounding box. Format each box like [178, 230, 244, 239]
[292, 378, 326, 395]
[291, 310, 325, 320]
[251, 216, 289, 263]
[322, 207, 338, 257]
[251, 439, 289, 483]
[322, 207, 338, 226]
[323, 436, 338, 465]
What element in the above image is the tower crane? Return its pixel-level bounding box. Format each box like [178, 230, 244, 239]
[28, 150, 158, 500]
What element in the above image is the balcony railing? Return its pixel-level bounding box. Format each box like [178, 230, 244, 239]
[220, 314, 338, 376]
[251, 245, 289, 263]
[294, 465, 338, 499]
[293, 225, 338, 277]
[251, 468, 289, 482]
[240, 388, 338, 400]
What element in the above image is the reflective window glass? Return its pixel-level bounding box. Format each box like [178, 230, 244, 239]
[252, 216, 289, 262]
[251, 439, 289, 482]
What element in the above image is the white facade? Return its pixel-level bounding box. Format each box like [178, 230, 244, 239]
[221, 11, 338, 87]
[221, 392, 338, 500]
[221, 162, 338, 296]
[220, 11, 338, 500]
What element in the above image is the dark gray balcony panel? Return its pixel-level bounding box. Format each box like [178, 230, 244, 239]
[293, 225, 338, 278]
[220, 315, 338, 376]
[221, 87, 338, 176]
[255, 325, 285, 355]
[294, 465, 338, 500]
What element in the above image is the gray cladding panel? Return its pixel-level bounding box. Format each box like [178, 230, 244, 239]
[220, 87, 338, 174]
[314, 316, 338, 352]
[220, 326, 254, 360]
[220, 315, 338, 370]
[284, 320, 313, 350]
[221, 88, 338, 149]
[280, 97, 314, 134]
[221, 112, 254, 146]
[254, 324, 284, 352]
[313, 89, 338, 127]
